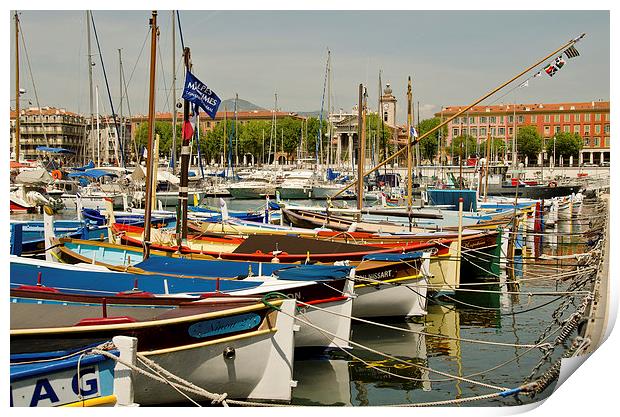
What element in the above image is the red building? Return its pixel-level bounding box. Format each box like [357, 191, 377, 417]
[435, 100, 610, 165]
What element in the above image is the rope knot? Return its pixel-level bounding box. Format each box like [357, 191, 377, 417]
[211, 393, 228, 406]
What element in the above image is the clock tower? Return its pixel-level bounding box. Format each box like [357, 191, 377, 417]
[381, 83, 397, 127]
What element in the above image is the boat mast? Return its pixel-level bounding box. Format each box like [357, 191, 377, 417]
[14, 11, 20, 162]
[327, 49, 331, 168]
[177, 44, 193, 248]
[171, 10, 177, 172]
[356, 84, 366, 213]
[86, 11, 95, 164]
[118, 48, 123, 164]
[406, 76, 413, 209]
[143, 10, 158, 260]
[96, 85, 100, 166]
[235, 93, 239, 166]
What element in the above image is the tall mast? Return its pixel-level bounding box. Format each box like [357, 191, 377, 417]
[96, 85, 100, 166]
[356, 84, 366, 213]
[235, 93, 239, 166]
[14, 11, 20, 162]
[406, 76, 413, 209]
[171, 11, 177, 171]
[326, 50, 331, 167]
[86, 11, 95, 163]
[118, 48, 123, 163]
[143, 10, 158, 260]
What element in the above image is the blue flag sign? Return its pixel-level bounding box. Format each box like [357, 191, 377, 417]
[182, 71, 221, 119]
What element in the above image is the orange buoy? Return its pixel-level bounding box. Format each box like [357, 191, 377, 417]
[51, 170, 63, 180]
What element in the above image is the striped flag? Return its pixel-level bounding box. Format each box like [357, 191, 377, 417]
[555, 56, 566, 69]
[565, 45, 580, 59]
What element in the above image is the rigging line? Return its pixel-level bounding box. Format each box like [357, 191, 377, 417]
[120, 55, 138, 162]
[17, 19, 48, 147]
[156, 37, 172, 115]
[176, 11, 185, 51]
[90, 11, 125, 168]
[126, 27, 151, 88]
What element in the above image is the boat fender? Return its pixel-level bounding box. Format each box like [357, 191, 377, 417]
[75, 316, 137, 326]
[15, 284, 60, 293]
[51, 170, 63, 180]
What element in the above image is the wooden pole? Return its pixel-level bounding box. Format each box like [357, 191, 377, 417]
[406, 76, 413, 208]
[484, 127, 491, 201]
[177, 46, 192, 247]
[330, 34, 586, 199]
[356, 84, 366, 214]
[142, 10, 158, 260]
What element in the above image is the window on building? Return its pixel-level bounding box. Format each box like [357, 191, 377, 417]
[509, 127, 513, 136]
[574, 125, 580, 134]
[564, 114, 570, 122]
[555, 126, 561, 133]
[584, 137, 590, 146]
[452, 128, 459, 137]
[554, 114, 560, 123]
[469, 117, 475, 124]
[383, 112, 388, 122]
[595, 113, 601, 121]
[544, 114, 550, 123]
[518, 115, 524, 123]
[471, 128, 477, 137]
[605, 124, 610, 134]
[564, 125, 570, 133]
[531, 115, 537, 123]
[595, 125, 601, 134]
[500, 116, 504, 123]
[594, 137, 600, 147]
[604, 113, 609, 121]
[584, 113, 591, 122]
[508, 115, 514, 123]
[498, 127, 504, 135]
[544, 126, 550, 135]
[490, 116, 496, 123]
[480, 116, 487, 124]
[575, 114, 580, 122]
[584, 125, 590, 134]
[480, 127, 486, 137]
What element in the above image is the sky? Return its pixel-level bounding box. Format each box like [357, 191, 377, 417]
[7, 8, 610, 124]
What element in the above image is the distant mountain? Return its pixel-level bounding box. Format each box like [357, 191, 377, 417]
[219, 98, 265, 112]
[295, 110, 321, 118]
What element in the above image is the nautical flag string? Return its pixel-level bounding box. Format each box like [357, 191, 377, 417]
[410, 126, 418, 138]
[555, 55, 565, 69]
[564, 45, 580, 58]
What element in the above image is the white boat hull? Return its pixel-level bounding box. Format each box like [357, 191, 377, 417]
[132, 300, 296, 405]
[352, 275, 428, 318]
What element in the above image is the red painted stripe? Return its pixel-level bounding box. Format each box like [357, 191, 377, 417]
[301, 295, 348, 306]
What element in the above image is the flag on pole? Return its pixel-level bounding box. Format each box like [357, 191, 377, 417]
[410, 126, 418, 138]
[182, 70, 222, 119]
[564, 45, 580, 59]
[555, 56, 566, 69]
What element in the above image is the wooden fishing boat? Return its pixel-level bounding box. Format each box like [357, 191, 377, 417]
[10, 336, 137, 407]
[11, 295, 297, 404]
[111, 222, 442, 262]
[51, 237, 434, 318]
[11, 256, 354, 350]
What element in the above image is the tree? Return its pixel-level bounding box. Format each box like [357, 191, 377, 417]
[481, 137, 511, 159]
[546, 132, 582, 161]
[448, 135, 477, 160]
[133, 121, 182, 162]
[416, 117, 446, 162]
[516, 126, 542, 160]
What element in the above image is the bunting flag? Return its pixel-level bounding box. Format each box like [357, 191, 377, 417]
[182, 70, 222, 119]
[518, 80, 529, 88]
[555, 56, 566, 69]
[534, 71, 543, 78]
[565, 45, 580, 58]
[410, 126, 418, 138]
[182, 120, 194, 140]
[544, 64, 558, 77]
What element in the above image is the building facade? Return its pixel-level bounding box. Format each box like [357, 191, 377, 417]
[435, 100, 610, 165]
[10, 107, 87, 162]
